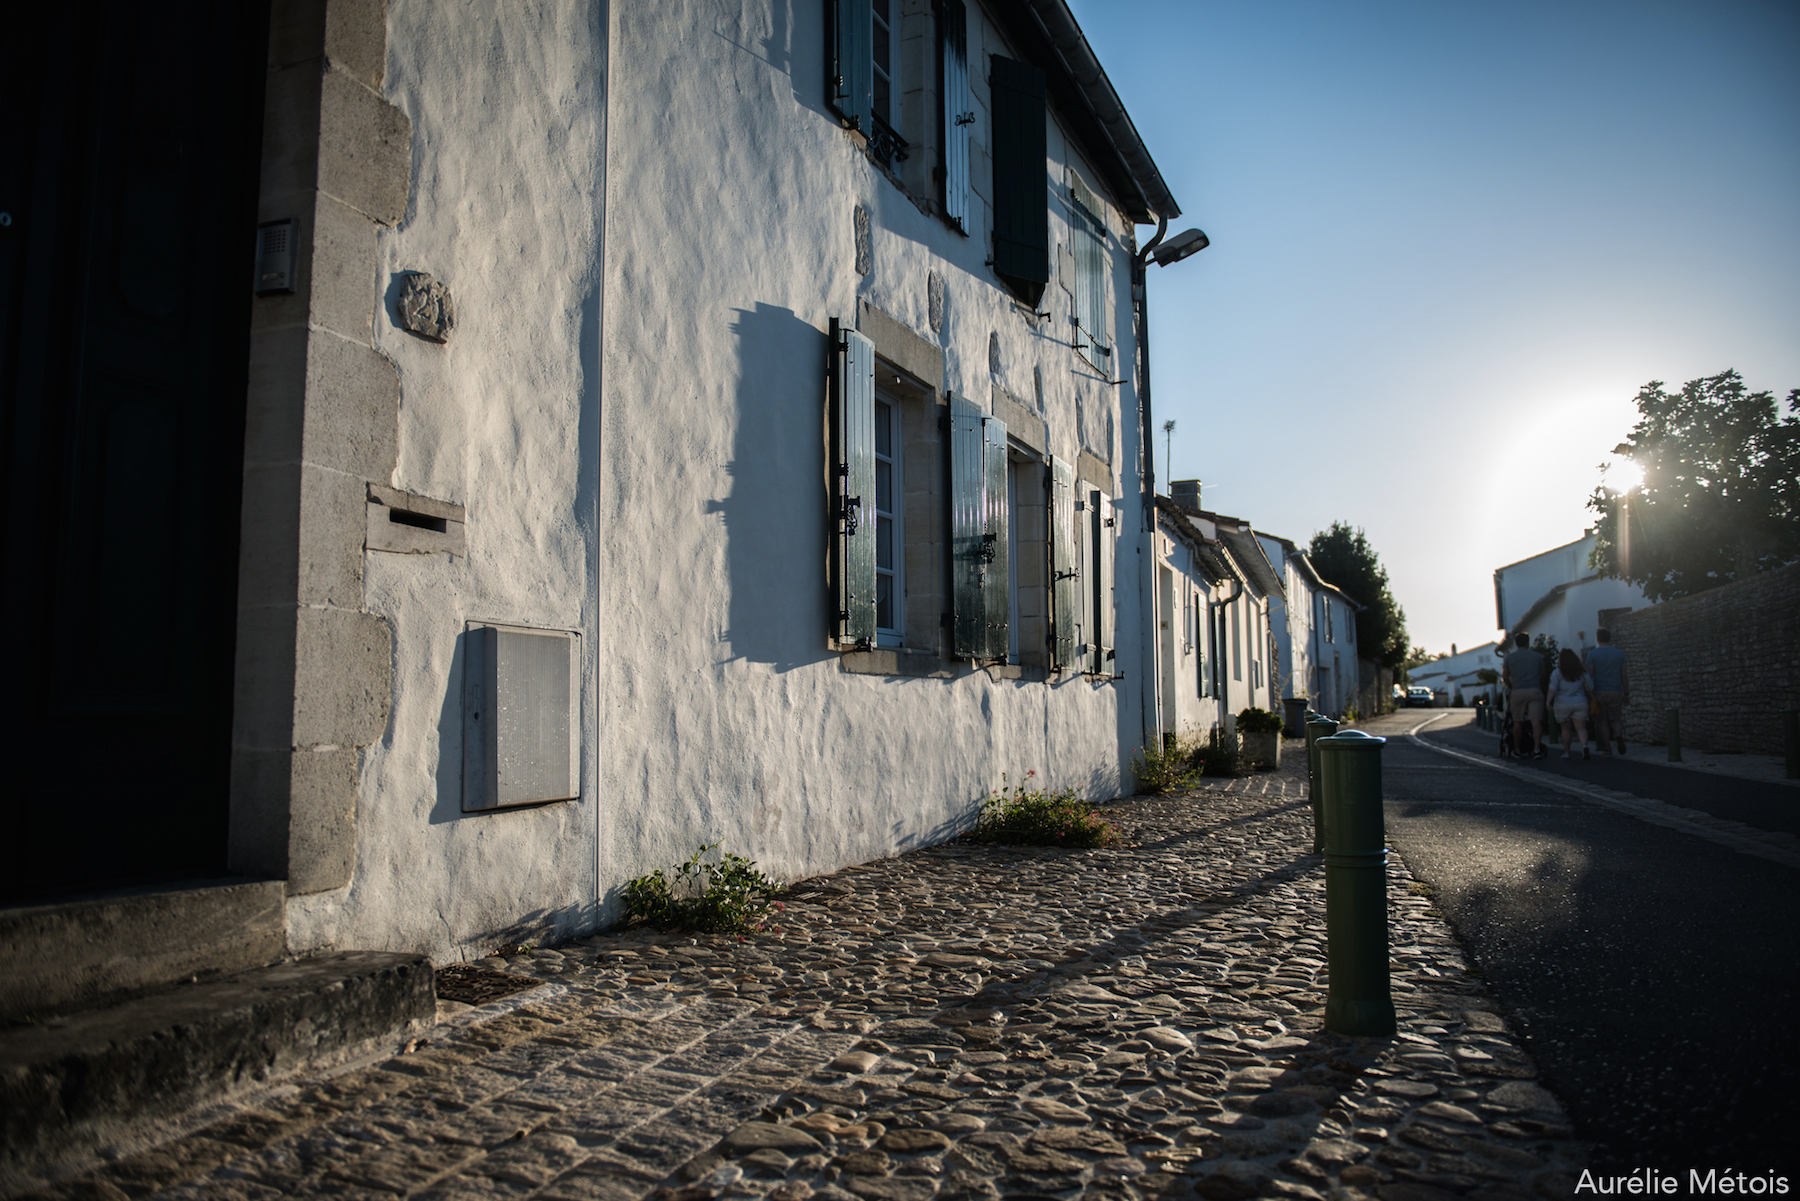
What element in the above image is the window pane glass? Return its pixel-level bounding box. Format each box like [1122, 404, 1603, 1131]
[876, 515, 892, 571]
[874, 400, 891, 456]
[876, 573, 893, 629]
[876, 458, 891, 513]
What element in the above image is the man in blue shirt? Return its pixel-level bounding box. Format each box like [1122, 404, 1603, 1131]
[1585, 628, 1630, 756]
[1502, 631, 1547, 758]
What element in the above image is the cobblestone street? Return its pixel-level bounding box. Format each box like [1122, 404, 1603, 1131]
[32, 745, 1585, 1201]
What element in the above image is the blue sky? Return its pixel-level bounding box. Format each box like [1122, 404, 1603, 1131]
[1070, 0, 1800, 653]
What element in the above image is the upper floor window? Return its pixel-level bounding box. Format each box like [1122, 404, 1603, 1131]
[1068, 171, 1111, 367]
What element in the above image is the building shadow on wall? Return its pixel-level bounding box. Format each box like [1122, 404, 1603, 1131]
[708, 303, 836, 673]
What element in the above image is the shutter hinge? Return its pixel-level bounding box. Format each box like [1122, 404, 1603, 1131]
[841, 495, 862, 536]
[1105, 517, 1116, 527]
[956, 112, 976, 126]
[980, 532, 997, 562]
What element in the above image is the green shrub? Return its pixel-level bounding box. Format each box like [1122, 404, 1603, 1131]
[623, 843, 781, 934]
[971, 773, 1120, 848]
[1134, 731, 1204, 795]
[1235, 706, 1284, 734]
[1191, 728, 1240, 778]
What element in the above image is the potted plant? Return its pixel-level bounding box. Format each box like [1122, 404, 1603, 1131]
[1236, 707, 1285, 769]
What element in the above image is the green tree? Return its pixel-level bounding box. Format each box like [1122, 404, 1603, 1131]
[1308, 522, 1409, 670]
[1587, 370, 1800, 602]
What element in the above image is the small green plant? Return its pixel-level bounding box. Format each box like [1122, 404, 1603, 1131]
[1342, 705, 1360, 723]
[1190, 727, 1240, 778]
[624, 843, 781, 934]
[1134, 731, 1204, 794]
[1235, 707, 1284, 734]
[971, 772, 1120, 848]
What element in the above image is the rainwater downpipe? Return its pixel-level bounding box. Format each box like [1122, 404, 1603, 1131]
[1136, 216, 1168, 749]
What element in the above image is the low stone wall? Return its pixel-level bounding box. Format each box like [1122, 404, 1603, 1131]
[1612, 562, 1800, 753]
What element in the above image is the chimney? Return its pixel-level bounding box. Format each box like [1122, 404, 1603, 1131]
[1171, 479, 1202, 510]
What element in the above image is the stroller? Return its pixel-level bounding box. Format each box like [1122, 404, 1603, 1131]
[1497, 688, 1528, 758]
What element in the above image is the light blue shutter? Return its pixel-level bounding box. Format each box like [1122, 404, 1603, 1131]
[1090, 490, 1115, 672]
[1048, 457, 1079, 671]
[1074, 207, 1109, 359]
[982, 416, 1009, 661]
[950, 394, 986, 658]
[829, 0, 873, 132]
[831, 320, 876, 646]
[939, 0, 970, 233]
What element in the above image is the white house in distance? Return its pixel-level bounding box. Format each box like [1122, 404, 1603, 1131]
[1495, 532, 1649, 657]
[1255, 531, 1362, 718]
[2, 0, 1196, 1026]
[1407, 642, 1504, 706]
[1152, 496, 1278, 738]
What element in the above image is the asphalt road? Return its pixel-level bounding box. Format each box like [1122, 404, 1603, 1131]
[1374, 715, 1799, 1174]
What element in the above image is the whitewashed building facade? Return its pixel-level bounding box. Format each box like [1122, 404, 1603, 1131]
[2, 0, 1192, 1023]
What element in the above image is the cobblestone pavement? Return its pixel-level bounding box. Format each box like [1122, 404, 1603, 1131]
[32, 752, 1586, 1201]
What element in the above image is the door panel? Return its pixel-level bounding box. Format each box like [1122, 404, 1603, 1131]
[0, 3, 268, 901]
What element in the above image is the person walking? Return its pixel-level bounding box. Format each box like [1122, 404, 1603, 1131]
[1585, 628, 1630, 756]
[1549, 647, 1594, 759]
[1502, 631, 1547, 758]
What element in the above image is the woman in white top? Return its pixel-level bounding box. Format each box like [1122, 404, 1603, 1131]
[1548, 647, 1593, 759]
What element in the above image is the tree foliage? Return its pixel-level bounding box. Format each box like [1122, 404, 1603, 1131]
[1308, 522, 1409, 670]
[1587, 370, 1800, 602]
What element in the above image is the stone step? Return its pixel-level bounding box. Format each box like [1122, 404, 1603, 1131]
[0, 949, 435, 1196]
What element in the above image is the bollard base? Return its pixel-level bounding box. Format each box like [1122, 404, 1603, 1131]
[1325, 994, 1396, 1037]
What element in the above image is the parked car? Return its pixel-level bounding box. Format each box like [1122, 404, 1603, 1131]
[1406, 686, 1435, 708]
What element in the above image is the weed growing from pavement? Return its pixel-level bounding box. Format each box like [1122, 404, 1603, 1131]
[1134, 729, 1204, 794]
[969, 771, 1120, 848]
[624, 843, 782, 935]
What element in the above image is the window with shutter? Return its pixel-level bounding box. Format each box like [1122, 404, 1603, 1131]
[1068, 173, 1110, 365]
[830, 319, 877, 647]
[1048, 457, 1080, 671]
[950, 394, 1010, 661]
[989, 55, 1049, 303]
[982, 416, 1010, 662]
[1089, 490, 1114, 674]
[827, 0, 873, 133]
[938, 0, 970, 234]
[873, 392, 903, 644]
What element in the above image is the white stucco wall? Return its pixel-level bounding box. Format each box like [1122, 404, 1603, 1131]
[282, 0, 1162, 961]
[287, 3, 609, 959]
[594, 0, 1148, 915]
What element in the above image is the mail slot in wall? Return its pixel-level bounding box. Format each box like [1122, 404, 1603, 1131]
[463, 622, 580, 811]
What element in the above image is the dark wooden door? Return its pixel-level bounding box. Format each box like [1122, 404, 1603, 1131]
[0, 5, 269, 902]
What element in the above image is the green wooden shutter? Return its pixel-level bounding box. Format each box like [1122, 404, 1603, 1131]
[828, 0, 872, 132]
[938, 0, 970, 233]
[831, 320, 877, 647]
[982, 416, 1009, 662]
[950, 393, 986, 658]
[989, 56, 1048, 300]
[1048, 456, 1078, 671]
[1090, 490, 1115, 673]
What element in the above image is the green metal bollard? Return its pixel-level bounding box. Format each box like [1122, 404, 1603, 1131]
[1319, 729, 1396, 1037]
[1306, 714, 1338, 854]
[1783, 710, 1799, 781]
[1667, 707, 1682, 762]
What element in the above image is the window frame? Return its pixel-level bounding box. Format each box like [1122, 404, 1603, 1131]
[873, 389, 904, 646]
